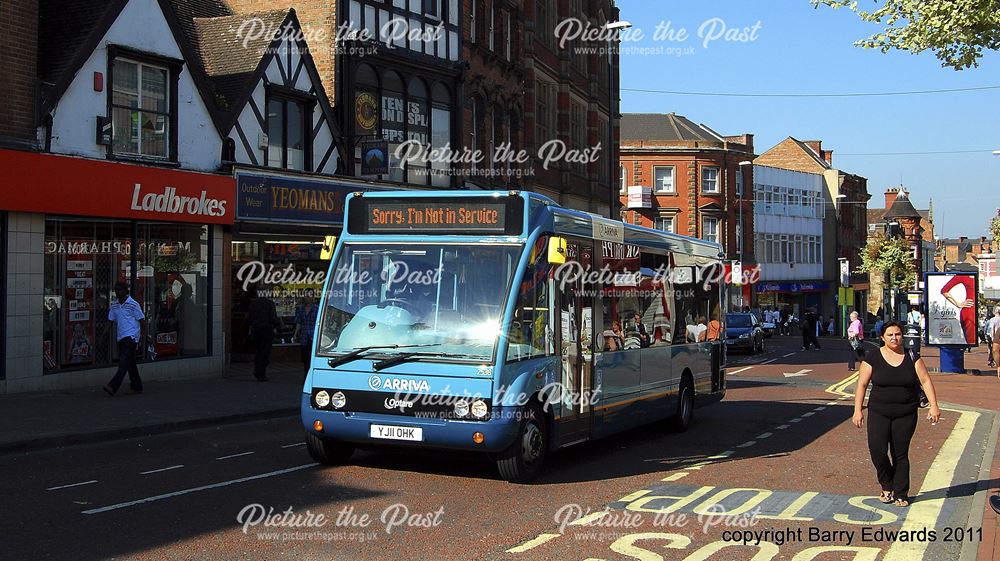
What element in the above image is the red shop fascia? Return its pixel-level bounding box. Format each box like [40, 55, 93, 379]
[1, 149, 235, 226]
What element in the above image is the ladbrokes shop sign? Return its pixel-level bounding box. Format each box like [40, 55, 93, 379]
[0, 149, 234, 224]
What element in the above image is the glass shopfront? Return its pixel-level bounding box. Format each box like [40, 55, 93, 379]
[231, 237, 326, 355]
[43, 218, 210, 372]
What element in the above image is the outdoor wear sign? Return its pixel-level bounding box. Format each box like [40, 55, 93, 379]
[236, 172, 369, 224]
[0, 149, 235, 224]
[924, 272, 979, 347]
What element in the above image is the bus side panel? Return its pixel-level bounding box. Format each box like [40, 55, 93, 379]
[637, 344, 674, 395]
[598, 349, 640, 402]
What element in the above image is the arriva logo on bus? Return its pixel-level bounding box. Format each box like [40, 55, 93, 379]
[369, 376, 431, 392]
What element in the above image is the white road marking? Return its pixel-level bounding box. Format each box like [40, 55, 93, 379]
[775, 425, 790, 430]
[215, 452, 255, 460]
[82, 464, 317, 515]
[47, 480, 97, 491]
[281, 442, 306, 448]
[789, 418, 803, 423]
[801, 412, 815, 417]
[782, 352, 796, 357]
[506, 533, 561, 553]
[826, 401, 839, 406]
[756, 432, 773, 439]
[783, 369, 812, 377]
[728, 366, 754, 375]
[883, 409, 980, 561]
[760, 358, 777, 364]
[813, 406, 827, 411]
[140, 465, 184, 475]
[737, 441, 757, 448]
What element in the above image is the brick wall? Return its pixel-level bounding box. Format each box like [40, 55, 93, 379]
[0, 0, 39, 147]
[755, 137, 827, 174]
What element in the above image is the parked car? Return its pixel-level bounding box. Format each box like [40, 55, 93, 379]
[760, 316, 776, 338]
[725, 312, 765, 353]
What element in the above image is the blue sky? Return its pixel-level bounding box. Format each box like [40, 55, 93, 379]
[616, 0, 1000, 239]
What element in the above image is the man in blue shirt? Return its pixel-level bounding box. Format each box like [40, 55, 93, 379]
[103, 281, 145, 396]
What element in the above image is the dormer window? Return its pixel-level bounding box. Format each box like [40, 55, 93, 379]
[109, 47, 179, 161]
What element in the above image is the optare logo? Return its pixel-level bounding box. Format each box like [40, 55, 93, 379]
[384, 397, 414, 410]
[368, 375, 382, 390]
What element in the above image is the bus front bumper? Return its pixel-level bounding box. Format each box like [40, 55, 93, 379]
[300, 394, 521, 453]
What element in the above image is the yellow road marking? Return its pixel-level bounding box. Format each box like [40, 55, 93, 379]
[882, 408, 980, 561]
[506, 533, 561, 553]
[661, 472, 689, 482]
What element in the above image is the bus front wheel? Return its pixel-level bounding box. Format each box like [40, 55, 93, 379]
[671, 377, 694, 432]
[305, 432, 355, 465]
[495, 402, 547, 483]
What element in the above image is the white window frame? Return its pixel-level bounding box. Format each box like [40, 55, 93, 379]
[655, 216, 675, 233]
[702, 216, 720, 244]
[487, 0, 495, 50]
[701, 166, 720, 194]
[620, 165, 627, 194]
[652, 166, 675, 194]
[111, 57, 172, 160]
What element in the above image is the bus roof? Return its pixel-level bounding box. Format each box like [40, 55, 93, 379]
[345, 190, 724, 260]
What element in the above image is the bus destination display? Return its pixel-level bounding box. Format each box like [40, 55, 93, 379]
[349, 197, 523, 235]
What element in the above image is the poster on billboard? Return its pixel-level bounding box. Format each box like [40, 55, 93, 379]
[924, 272, 979, 347]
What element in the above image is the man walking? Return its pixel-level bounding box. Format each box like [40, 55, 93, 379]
[103, 281, 144, 396]
[801, 308, 821, 350]
[988, 308, 1000, 369]
[247, 285, 281, 382]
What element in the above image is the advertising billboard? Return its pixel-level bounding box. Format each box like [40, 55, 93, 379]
[924, 272, 979, 347]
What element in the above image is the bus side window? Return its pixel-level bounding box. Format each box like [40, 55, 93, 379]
[506, 236, 551, 362]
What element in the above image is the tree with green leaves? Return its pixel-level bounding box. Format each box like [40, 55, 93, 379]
[990, 210, 1000, 242]
[860, 231, 917, 289]
[811, 0, 1000, 70]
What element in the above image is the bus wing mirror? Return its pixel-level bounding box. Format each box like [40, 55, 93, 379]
[321, 235, 337, 260]
[548, 237, 567, 264]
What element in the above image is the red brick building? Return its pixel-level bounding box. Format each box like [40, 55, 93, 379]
[0, 0, 39, 149]
[619, 113, 757, 306]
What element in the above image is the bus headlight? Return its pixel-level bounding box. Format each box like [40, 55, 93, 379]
[470, 400, 489, 419]
[331, 391, 347, 409]
[315, 391, 330, 408]
[454, 400, 469, 418]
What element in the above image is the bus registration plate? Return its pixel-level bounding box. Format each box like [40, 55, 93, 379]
[370, 424, 423, 441]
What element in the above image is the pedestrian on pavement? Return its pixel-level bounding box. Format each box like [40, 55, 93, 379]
[293, 290, 319, 375]
[853, 321, 941, 508]
[987, 308, 1000, 369]
[103, 281, 145, 396]
[874, 317, 885, 343]
[847, 311, 865, 370]
[801, 309, 821, 350]
[247, 285, 281, 382]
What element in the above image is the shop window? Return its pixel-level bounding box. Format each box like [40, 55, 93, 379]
[382, 71, 406, 182]
[137, 223, 210, 359]
[406, 78, 430, 184]
[42, 219, 210, 372]
[111, 55, 174, 160]
[267, 93, 310, 171]
[431, 82, 452, 187]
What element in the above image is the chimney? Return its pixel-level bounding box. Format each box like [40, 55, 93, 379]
[823, 149, 833, 165]
[884, 187, 900, 209]
[804, 140, 822, 156]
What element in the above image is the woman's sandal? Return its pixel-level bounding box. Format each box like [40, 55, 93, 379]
[894, 497, 910, 507]
[878, 491, 894, 504]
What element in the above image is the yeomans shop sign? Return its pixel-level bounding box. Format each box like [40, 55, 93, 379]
[0, 149, 234, 224]
[236, 172, 377, 224]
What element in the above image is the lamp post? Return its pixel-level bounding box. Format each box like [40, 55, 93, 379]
[737, 160, 752, 309]
[605, 20, 631, 220]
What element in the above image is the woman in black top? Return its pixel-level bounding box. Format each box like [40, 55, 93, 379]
[853, 321, 941, 507]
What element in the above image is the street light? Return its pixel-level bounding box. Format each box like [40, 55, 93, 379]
[605, 20, 632, 220]
[737, 160, 752, 308]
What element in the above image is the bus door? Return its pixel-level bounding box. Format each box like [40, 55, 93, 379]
[555, 240, 594, 445]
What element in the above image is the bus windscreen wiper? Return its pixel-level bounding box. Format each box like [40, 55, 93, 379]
[327, 344, 437, 368]
[371, 352, 450, 371]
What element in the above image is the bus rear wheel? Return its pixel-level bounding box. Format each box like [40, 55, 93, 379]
[305, 432, 355, 465]
[671, 377, 694, 432]
[495, 402, 547, 483]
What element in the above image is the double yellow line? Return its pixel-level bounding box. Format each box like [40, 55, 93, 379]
[826, 371, 859, 397]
